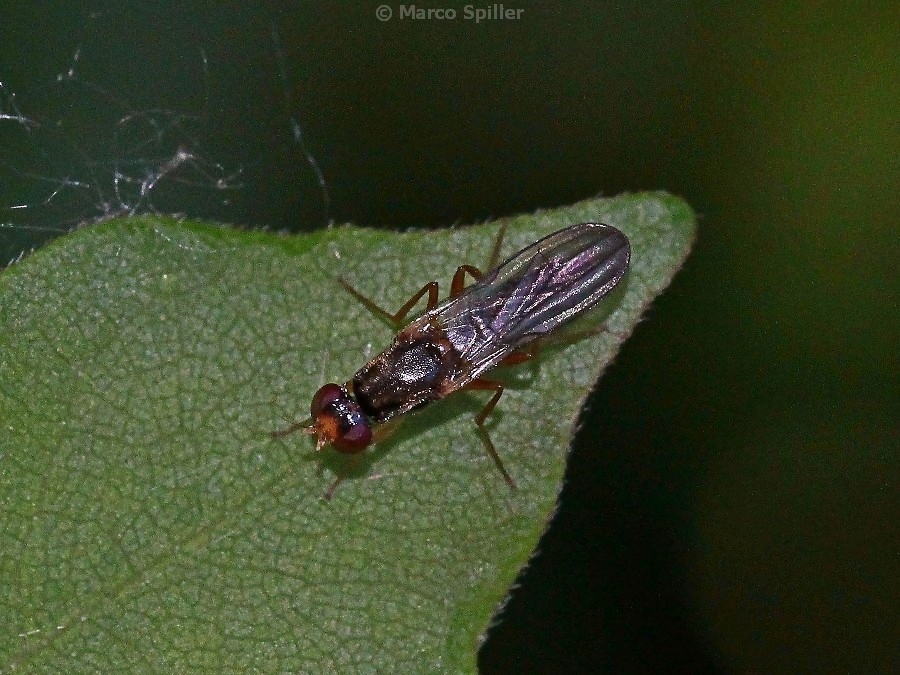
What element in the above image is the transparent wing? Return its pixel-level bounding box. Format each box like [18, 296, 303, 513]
[426, 222, 631, 385]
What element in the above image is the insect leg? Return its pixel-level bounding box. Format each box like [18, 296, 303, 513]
[498, 346, 537, 367]
[499, 322, 630, 375]
[324, 464, 350, 500]
[533, 321, 630, 352]
[323, 419, 402, 499]
[486, 222, 508, 270]
[340, 260, 487, 324]
[449, 264, 483, 297]
[465, 378, 517, 490]
[271, 413, 316, 439]
[339, 222, 507, 323]
[324, 476, 343, 500]
[339, 277, 440, 329]
[271, 418, 312, 439]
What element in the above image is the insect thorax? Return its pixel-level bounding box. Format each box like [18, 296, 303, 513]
[352, 322, 461, 423]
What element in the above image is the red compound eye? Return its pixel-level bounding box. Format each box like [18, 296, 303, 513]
[333, 420, 373, 453]
[310, 383, 344, 418]
[309, 383, 373, 454]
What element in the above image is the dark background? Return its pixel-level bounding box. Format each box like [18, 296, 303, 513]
[1, 3, 896, 672]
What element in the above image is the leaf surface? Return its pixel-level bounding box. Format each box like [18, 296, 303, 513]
[0, 192, 694, 672]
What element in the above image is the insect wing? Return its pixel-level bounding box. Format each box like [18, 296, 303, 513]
[434, 222, 631, 382]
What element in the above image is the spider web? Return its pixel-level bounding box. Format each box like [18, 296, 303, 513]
[0, 31, 330, 267]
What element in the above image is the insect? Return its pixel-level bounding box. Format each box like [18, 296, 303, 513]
[274, 222, 631, 498]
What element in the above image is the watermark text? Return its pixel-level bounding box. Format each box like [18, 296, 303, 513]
[376, 4, 525, 23]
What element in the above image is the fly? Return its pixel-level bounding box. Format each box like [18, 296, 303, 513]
[274, 222, 631, 498]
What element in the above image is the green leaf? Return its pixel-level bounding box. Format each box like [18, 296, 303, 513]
[0, 192, 694, 672]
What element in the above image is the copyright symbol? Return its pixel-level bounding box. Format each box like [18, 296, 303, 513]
[375, 5, 392, 21]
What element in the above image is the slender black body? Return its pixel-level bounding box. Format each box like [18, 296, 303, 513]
[301, 222, 631, 460]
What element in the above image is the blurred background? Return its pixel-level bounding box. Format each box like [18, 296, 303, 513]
[1, 3, 895, 672]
